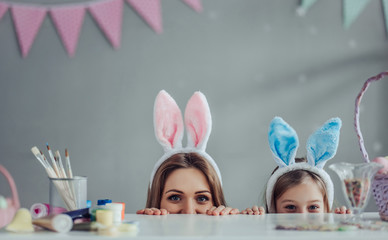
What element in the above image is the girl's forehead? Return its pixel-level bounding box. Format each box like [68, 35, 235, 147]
[279, 180, 324, 202]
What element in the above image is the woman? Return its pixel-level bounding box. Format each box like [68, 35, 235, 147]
[137, 90, 238, 215]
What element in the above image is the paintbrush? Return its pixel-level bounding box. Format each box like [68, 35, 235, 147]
[31, 146, 57, 178]
[65, 149, 73, 178]
[46, 143, 60, 176]
[55, 150, 67, 178]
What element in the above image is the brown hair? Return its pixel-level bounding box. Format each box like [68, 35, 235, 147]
[265, 158, 330, 213]
[146, 152, 226, 208]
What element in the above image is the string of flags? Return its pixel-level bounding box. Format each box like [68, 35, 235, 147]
[0, 0, 202, 58]
[0, 0, 386, 58]
[298, 0, 388, 32]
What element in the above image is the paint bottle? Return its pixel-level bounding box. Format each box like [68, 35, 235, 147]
[105, 203, 123, 224]
[90, 199, 112, 221]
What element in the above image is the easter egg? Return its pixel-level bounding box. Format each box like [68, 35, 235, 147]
[372, 157, 388, 174]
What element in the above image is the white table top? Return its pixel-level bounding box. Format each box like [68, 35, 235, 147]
[1, 212, 387, 239]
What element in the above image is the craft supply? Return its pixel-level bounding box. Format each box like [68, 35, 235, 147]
[49, 176, 87, 212]
[33, 214, 73, 233]
[276, 223, 357, 231]
[97, 199, 112, 205]
[55, 150, 67, 178]
[63, 207, 90, 220]
[105, 203, 123, 223]
[96, 209, 113, 227]
[90, 199, 112, 221]
[115, 202, 126, 220]
[30, 203, 49, 219]
[72, 221, 101, 231]
[5, 208, 34, 233]
[46, 143, 60, 177]
[65, 149, 73, 178]
[98, 225, 119, 236]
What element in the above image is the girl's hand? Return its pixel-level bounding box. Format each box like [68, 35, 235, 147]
[241, 206, 265, 215]
[136, 208, 169, 215]
[334, 206, 351, 214]
[206, 205, 239, 216]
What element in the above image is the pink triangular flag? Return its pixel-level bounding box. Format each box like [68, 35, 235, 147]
[89, 0, 123, 49]
[11, 5, 46, 58]
[50, 6, 85, 57]
[127, 0, 162, 34]
[182, 0, 202, 13]
[0, 2, 8, 21]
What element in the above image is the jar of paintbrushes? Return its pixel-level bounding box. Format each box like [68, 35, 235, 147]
[31, 144, 87, 213]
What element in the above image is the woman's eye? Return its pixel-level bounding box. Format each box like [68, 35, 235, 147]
[196, 195, 209, 203]
[168, 195, 181, 201]
[285, 205, 296, 210]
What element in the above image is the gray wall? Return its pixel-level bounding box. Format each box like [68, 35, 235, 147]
[0, 0, 387, 213]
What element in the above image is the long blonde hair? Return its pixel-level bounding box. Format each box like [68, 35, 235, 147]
[146, 152, 226, 208]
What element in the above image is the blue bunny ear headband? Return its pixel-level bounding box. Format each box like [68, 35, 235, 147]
[266, 117, 342, 213]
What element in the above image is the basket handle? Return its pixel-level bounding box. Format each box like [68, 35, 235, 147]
[0, 164, 20, 209]
[354, 71, 388, 163]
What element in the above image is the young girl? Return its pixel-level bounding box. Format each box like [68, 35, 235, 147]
[242, 117, 350, 215]
[137, 90, 239, 216]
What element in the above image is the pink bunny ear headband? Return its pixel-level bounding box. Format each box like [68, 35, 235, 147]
[266, 117, 342, 213]
[149, 90, 222, 188]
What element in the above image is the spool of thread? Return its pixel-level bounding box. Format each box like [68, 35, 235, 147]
[30, 203, 49, 219]
[105, 203, 122, 223]
[96, 209, 113, 227]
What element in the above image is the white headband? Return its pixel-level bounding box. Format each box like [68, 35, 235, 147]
[150, 90, 222, 188]
[266, 117, 341, 213]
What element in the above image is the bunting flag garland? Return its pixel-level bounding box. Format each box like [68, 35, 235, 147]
[11, 5, 46, 58]
[298, 0, 377, 30]
[0, 2, 7, 20]
[0, 0, 387, 58]
[343, 0, 371, 29]
[89, 0, 123, 49]
[296, 0, 318, 16]
[0, 0, 200, 58]
[182, 0, 202, 13]
[126, 0, 162, 34]
[50, 6, 85, 57]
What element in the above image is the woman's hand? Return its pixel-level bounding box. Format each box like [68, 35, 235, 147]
[240, 206, 265, 215]
[206, 205, 239, 216]
[334, 206, 351, 214]
[136, 208, 169, 215]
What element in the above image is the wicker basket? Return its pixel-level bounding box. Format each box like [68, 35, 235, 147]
[372, 174, 388, 221]
[0, 165, 20, 228]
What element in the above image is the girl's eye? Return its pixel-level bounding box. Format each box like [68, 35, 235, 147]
[167, 195, 181, 201]
[308, 205, 319, 210]
[285, 205, 296, 210]
[197, 195, 209, 203]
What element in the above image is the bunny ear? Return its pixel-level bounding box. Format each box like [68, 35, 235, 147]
[306, 118, 342, 168]
[268, 117, 299, 168]
[185, 91, 212, 151]
[154, 90, 184, 151]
